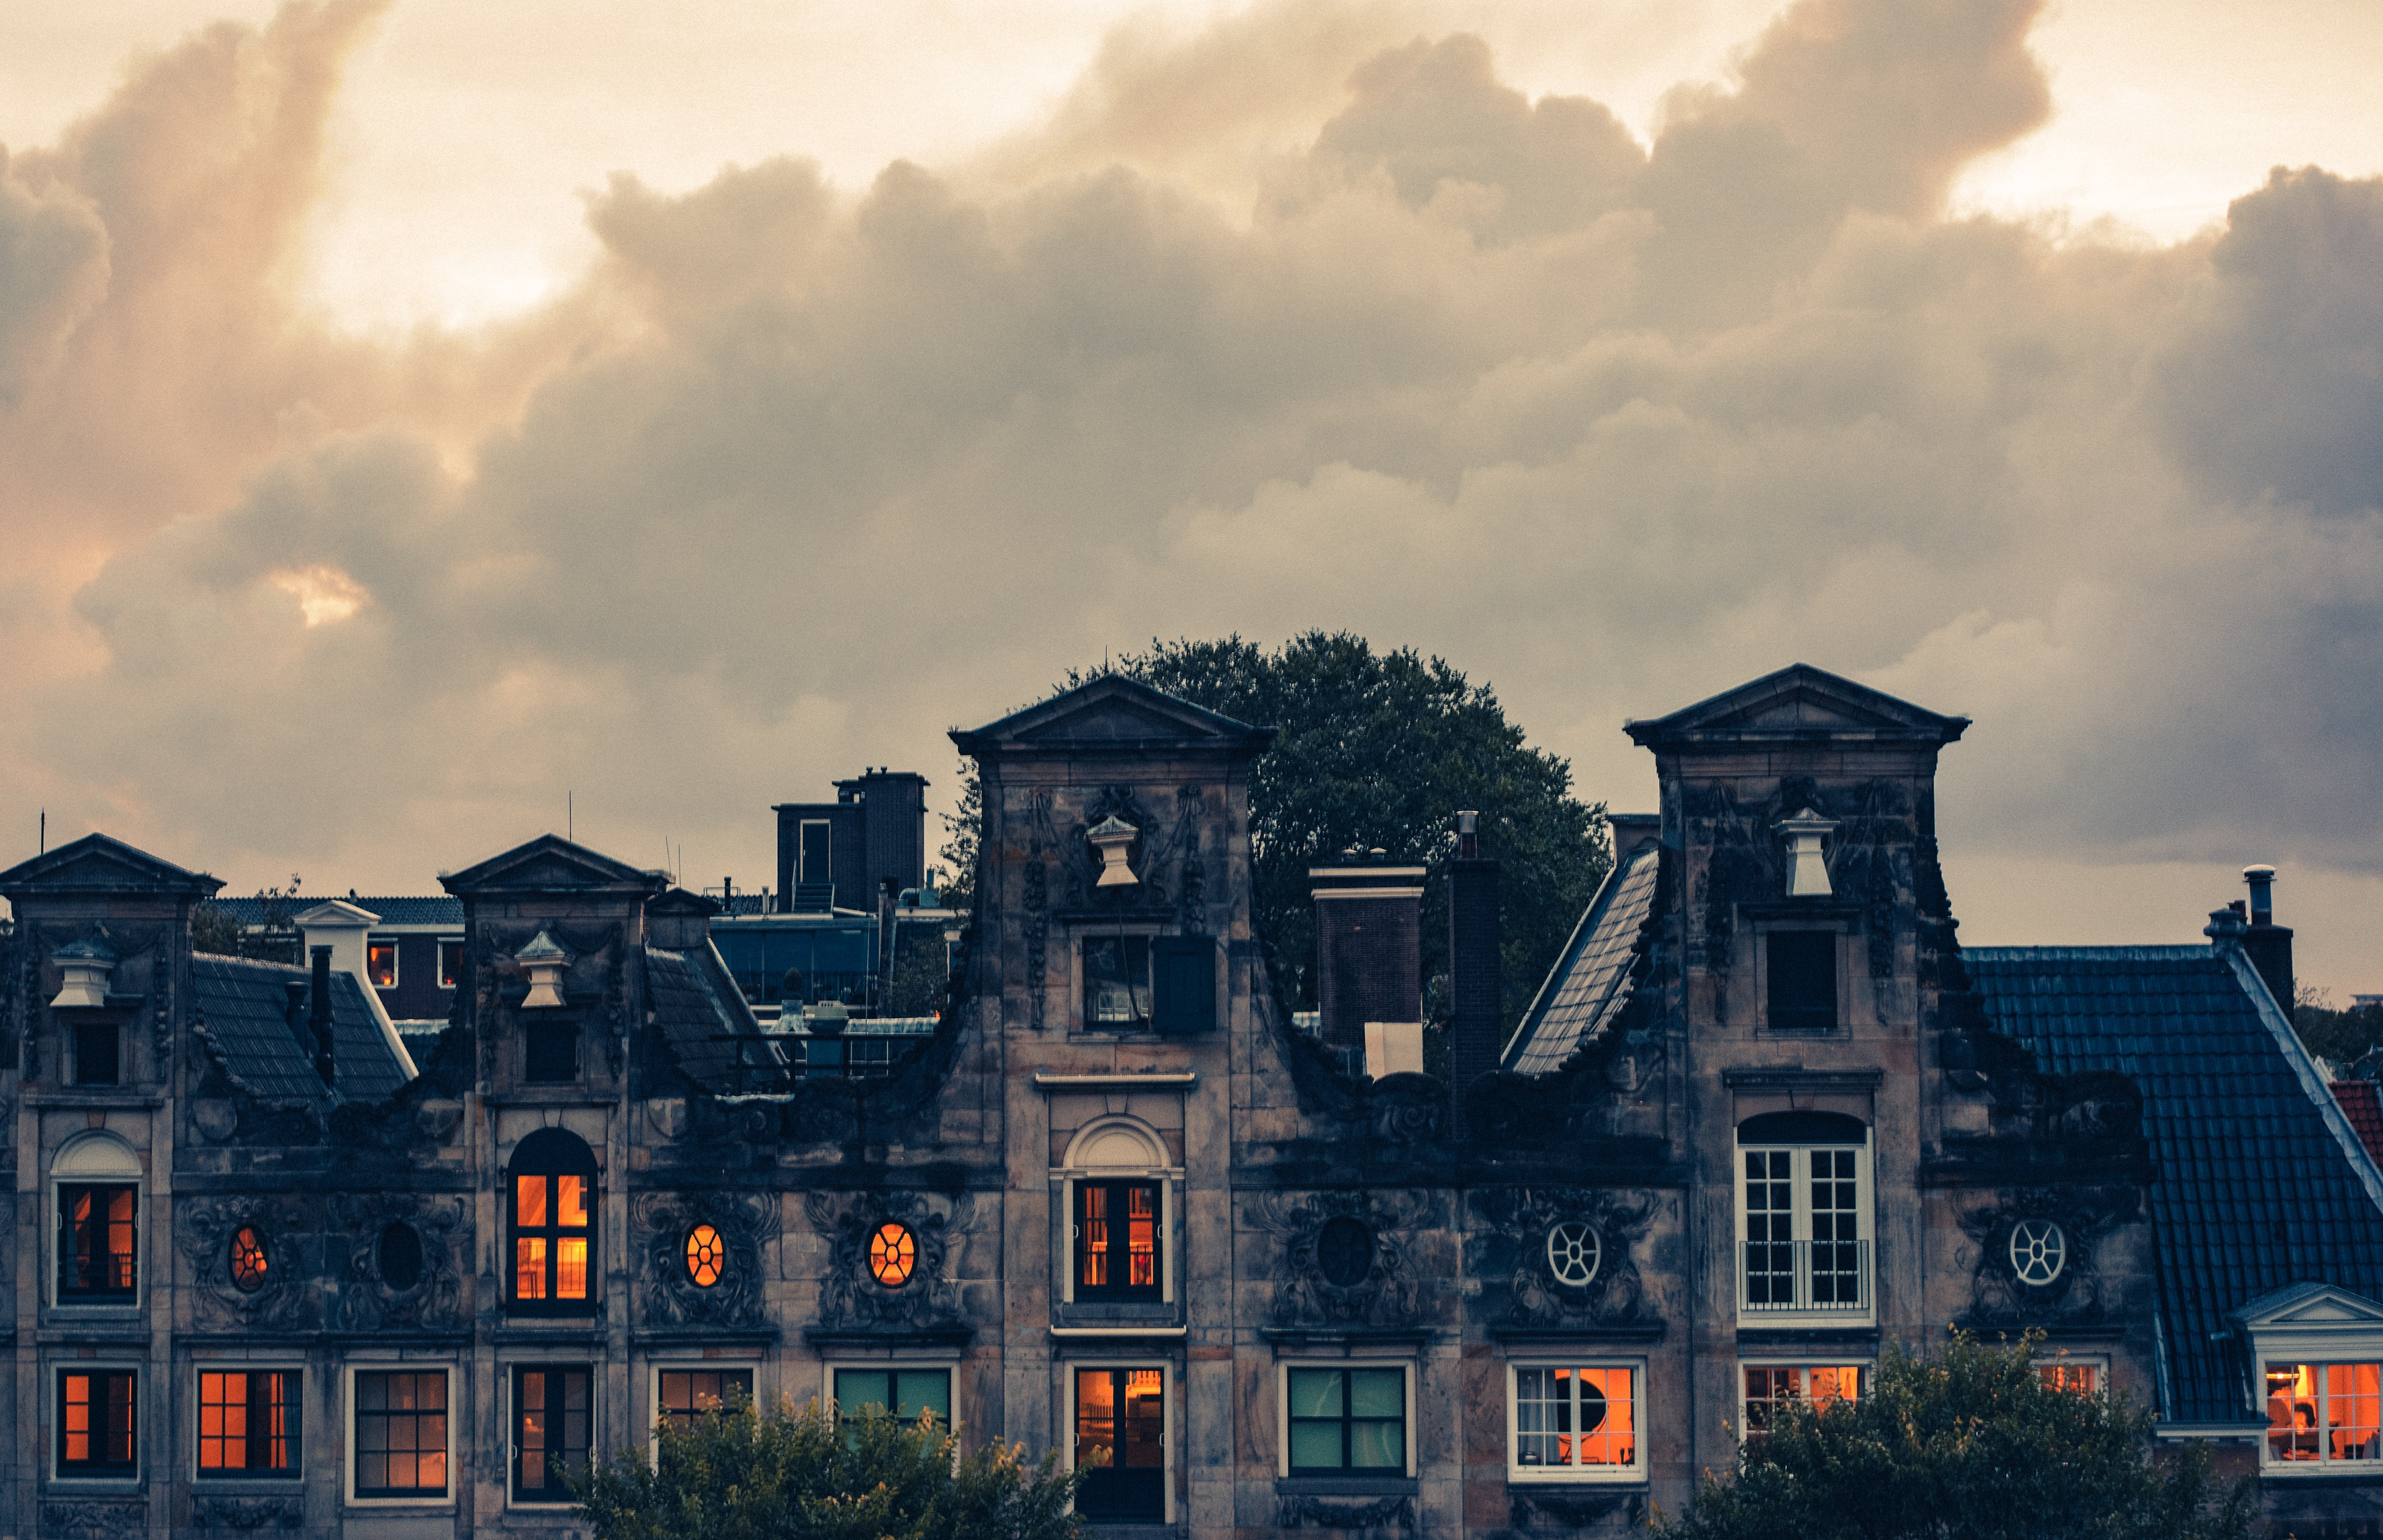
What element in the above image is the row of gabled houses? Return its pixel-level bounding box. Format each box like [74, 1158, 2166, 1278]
[2, 664, 2380, 1539]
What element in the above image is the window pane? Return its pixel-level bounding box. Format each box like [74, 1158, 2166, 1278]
[516, 1176, 548, 1228]
[1079, 1186, 1110, 1288]
[368, 941, 398, 988]
[1350, 1421, 1402, 1468]
[1121, 1372, 1164, 1467]
[1809, 1365, 1862, 1405]
[1766, 931, 1836, 1029]
[1127, 1187, 1158, 1288]
[558, 1238, 589, 1299]
[897, 1370, 952, 1424]
[2329, 1364, 2383, 1462]
[1075, 1369, 1116, 1469]
[1577, 1368, 1634, 1468]
[516, 1238, 548, 1298]
[1288, 1369, 1343, 1420]
[838, 1371, 893, 1418]
[2270, 1365, 2321, 1462]
[1515, 1369, 1570, 1467]
[1289, 1423, 1344, 1469]
[559, 1175, 588, 1228]
[1349, 1370, 1402, 1418]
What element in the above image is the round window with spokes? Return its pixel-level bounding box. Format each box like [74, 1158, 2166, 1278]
[1546, 1221, 1601, 1287]
[685, 1224, 726, 1287]
[869, 1222, 917, 1287]
[2010, 1219, 2066, 1285]
[229, 1226, 270, 1292]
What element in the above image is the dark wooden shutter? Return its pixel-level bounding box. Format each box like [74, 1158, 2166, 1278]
[1151, 936, 1216, 1033]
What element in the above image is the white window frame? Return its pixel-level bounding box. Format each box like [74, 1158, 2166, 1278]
[1277, 1358, 1417, 1480]
[192, 1361, 306, 1483]
[50, 1131, 144, 1310]
[1734, 1138, 1874, 1325]
[1736, 1359, 1869, 1445]
[645, 1361, 762, 1457]
[500, 1357, 599, 1509]
[343, 1361, 455, 1508]
[2031, 1352, 2108, 1398]
[1067, 1358, 1175, 1524]
[2259, 1357, 2383, 1473]
[51, 1361, 143, 1484]
[366, 936, 400, 990]
[1055, 1116, 1179, 1308]
[437, 938, 464, 990]
[1504, 1359, 1644, 1484]
[823, 1360, 961, 1430]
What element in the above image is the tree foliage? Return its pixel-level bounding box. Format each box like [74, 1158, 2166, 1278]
[1654, 1334, 2253, 1540]
[574, 1396, 1082, 1540]
[2295, 983, 2383, 1067]
[189, 874, 305, 964]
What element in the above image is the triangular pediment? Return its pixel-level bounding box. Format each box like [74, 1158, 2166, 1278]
[440, 834, 666, 898]
[951, 676, 1273, 758]
[293, 899, 380, 927]
[1625, 664, 1968, 749]
[0, 833, 222, 899]
[2235, 1282, 2383, 1329]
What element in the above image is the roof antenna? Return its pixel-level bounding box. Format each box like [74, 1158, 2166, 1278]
[568, 790, 574, 842]
[38, 808, 45, 855]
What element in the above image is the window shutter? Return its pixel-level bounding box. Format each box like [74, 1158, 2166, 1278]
[1150, 936, 1217, 1034]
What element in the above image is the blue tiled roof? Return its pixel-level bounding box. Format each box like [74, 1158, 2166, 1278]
[191, 954, 412, 1104]
[1970, 944, 2383, 1426]
[210, 895, 461, 928]
[1503, 848, 1660, 1075]
[648, 944, 774, 1091]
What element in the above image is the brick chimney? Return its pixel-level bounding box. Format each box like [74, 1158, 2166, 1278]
[1448, 811, 1500, 1136]
[2240, 864, 2295, 1012]
[1309, 852, 1425, 1052]
[310, 944, 336, 1087]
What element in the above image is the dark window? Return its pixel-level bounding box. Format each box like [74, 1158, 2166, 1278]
[1075, 1181, 1161, 1300]
[659, 1369, 752, 1431]
[379, 1223, 424, 1290]
[512, 1365, 590, 1502]
[1316, 1217, 1376, 1287]
[437, 941, 463, 990]
[799, 820, 831, 887]
[524, 1021, 578, 1083]
[1287, 1367, 1404, 1472]
[198, 1369, 300, 1476]
[1083, 936, 1152, 1027]
[1766, 932, 1837, 1031]
[1151, 936, 1216, 1034]
[58, 1183, 138, 1298]
[74, 1023, 120, 1086]
[354, 1370, 446, 1498]
[835, 1368, 950, 1425]
[1075, 1368, 1163, 1521]
[57, 1370, 136, 1476]
[508, 1129, 597, 1313]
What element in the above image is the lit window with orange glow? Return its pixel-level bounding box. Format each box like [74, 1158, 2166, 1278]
[2269, 1363, 2383, 1465]
[1075, 1181, 1162, 1299]
[229, 1227, 269, 1292]
[1512, 1364, 1639, 1478]
[507, 1130, 598, 1314]
[2037, 1361, 2100, 1396]
[869, 1223, 916, 1287]
[685, 1224, 725, 1287]
[367, 939, 398, 989]
[1742, 1364, 1863, 1441]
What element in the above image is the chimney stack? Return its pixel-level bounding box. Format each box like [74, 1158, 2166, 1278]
[310, 944, 336, 1087]
[1308, 848, 1425, 1060]
[2240, 864, 2295, 1013]
[1449, 811, 1500, 1136]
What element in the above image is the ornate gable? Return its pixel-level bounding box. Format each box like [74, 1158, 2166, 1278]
[1623, 663, 1968, 750]
[0, 832, 224, 899]
[950, 675, 1273, 760]
[439, 834, 666, 899]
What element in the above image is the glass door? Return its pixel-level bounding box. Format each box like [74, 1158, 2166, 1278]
[1075, 1367, 1165, 1521]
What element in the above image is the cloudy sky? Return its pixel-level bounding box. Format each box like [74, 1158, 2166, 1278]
[1, 0, 2378, 996]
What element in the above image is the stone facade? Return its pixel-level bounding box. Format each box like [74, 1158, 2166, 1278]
[0, 668, 2371, 1539]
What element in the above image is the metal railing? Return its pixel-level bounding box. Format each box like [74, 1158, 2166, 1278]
[1740, 1239, 1870, 1314]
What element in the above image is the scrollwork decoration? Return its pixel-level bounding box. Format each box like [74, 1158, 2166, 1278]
[1472, 1187, 1654, 1330]
[330, 1191, 467, 1331]
[805, 1190, 972, 1336]
[1253, 1191, 1422, 1329]
[636, 1189, 780, 1328]
[177, 1196, 313, 1329]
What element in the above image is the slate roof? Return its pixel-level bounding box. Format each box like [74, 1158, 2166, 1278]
[210, 895, 462, 928]
[1502, 848, 1660, 1075]
[647, 943, 776, 1092]
[1970, 944, 2383, 1426]
[191, 954, 413, 1103]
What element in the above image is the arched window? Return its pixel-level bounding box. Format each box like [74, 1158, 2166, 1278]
[1064, 1118, 1168, 1304]
[508, 1129, 598, 1314]
[54, 1134, 141, 1303]
[1736, 1112, 1871, 1320]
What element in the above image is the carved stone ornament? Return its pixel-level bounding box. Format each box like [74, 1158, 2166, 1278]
[1509, 1488, 1643, 1529]
[330, 1191, 467, 1331]
[805, 1190, 972, 1337]
[1276, 1494, 1414, 1531]
[1957, 1186, 2137, 1328]
[40, 1500, 146, 1535]
[1048, 783, 1211, 932]
[636, 1189, 780, 1328]
[1253, 1190, 1423, 1330]
[178, 1196, 313, 1330]
[191, 1495, 305, 1530]
[1473, 1187, 1654, 1330]
[191, 1099, 240, 1143]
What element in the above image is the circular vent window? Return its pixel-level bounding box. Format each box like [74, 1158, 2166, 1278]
[869, 1222, 917, 1287]
[686, 1224, 726, 1287]
[379, 1221, 424, 1291]
[229, 1226, 269, 1292]
[1546, 1221, 1601, 1287]
[2010, 1219, 2066, 1285]
[1316, 1216, 1376, 1287]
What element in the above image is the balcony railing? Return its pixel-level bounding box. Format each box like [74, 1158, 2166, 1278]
[1740, 1238, 1870, 1314]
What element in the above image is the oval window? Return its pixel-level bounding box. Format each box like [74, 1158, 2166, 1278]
[2010, 1219, 2066, 1285]
[1316, 1216, 1375, 1287]
[868, 1222, 917, 1287]
[229, 1226, 269, 1292]
[1546, 1220, 1601, 1287]
[686, 1224, 726, 1287]
[379, 1221, 424, 1290]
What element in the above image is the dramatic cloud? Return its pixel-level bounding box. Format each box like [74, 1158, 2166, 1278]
[3, 0, 2378, 986]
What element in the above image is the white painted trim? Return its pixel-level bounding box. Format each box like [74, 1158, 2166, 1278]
[1050, 1326, 1189, 1339]
[1505, 1359, 1648, 1482]
[2224, 946, 2383, 1216]
[1034, 1072, 1198, 1089]
[645, 1361, 762, 1459]
[1308, 887, 1426, 900]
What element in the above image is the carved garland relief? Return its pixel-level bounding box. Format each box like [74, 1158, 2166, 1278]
[1253, 1191, 1423, 1330]
[636, 1190, 780, 1328]
[805, 1191, 972, 1334]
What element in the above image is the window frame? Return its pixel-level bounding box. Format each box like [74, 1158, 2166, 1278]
[651, 1363, 758, 1443]
[194, 1365, 303, 1480]
[73, 1020, 122, 1086]
[1069, 1360, 1173, 1524]
[1762, 930, 1840, 1031]
[1283, 1361, 1413, 1478]
[366, 936, 400, 990]
[1503, 1359, 1642, 1483]
[2032, 1354, 2108, 1398]
[437, 938, 464, 991]
[1737, 1361, 1867, 1445]
[508, 1361, 594, 1506]
[1734, 1136, 1874, 1324]
[345, 1363, 454, 1506]
[506, 1129, 600, 1316]
[825, 1363, 958, 1429]
[56, 1182, 140, 1304]
[54, 1366, 140, 1482]
[2263, 1359, 2383, 1471]
[1071, 1178, 1165, 1302]
[1078, 932, 1157, 1031]
[1055, 1118, 1179, 1310]
[523, 1018, 580, 1083]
